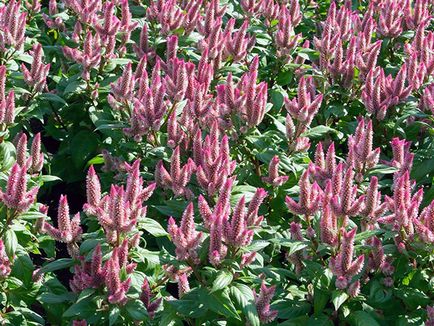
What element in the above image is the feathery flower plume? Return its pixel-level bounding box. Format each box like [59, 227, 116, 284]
[177, 273, 190, 298]
[347, 118, 380, 180]
[420, 84, 434, 114]
[21, 43, 50, 93]
[194, 125, 236, 197]
[285, 164, 322, 217]
[254, 282, 278, 324]
[30, 133, 43, 173]
[313, 142, 336, 184]
[275, 5, 301, 61]
[83, 165, 102, 215]
[105, 249, 131, 305]
[0, 240, 11, 278]
[377, 0, 403, 38]
[40, 196, 81, 258]
[262, 155, 289, 186]
[168, 203, 203, 263]
[208, 212, 227, 266]
[155, 147, 195, 198]
[63, 31, 102, 80]
[330, 166, 365, 222]
[388, 138, 414, 184]
[110, 62, 135, 102]
[329, 228, 365, 291]
[359, 177, 387, 224]
[0, 162, 39, 213]
[15, 133, 28, 167]
[140, 278, 162, 319]
[379, 172, 423, 247]
[224, 19, 255, 62]
[0, 1, 26, 52]
[413, 200, 434, 244]
[320, 203, 338, 246]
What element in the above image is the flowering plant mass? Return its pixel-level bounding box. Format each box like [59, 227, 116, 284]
[0, 0, 433, 325]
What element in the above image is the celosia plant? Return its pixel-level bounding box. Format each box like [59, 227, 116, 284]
[0, 0, 432, 325]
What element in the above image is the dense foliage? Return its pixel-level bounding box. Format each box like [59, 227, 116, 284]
[0, 0, 433, 325]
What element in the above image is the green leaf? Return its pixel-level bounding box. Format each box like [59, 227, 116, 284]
[109, 306, 120, 326]
[314, 289, 329, 315]
[39, 175, 62, 183]
[269, 239, 308, 255]
[212, 271, 233, 293]
[4, 229, 18, 258]
[368, 164, 399, 175]
[200, 288, 240, 320]
[39, 93, 68, 106]
[139, 218, 168, 237]
[63, 297, 97, 318]
[40, 258, 74, 273]
[332, 291, 349, 311]
[230, 284, 260, 326]
[301, 126, 338, 139]
[354, 229, 384, 242]
[38, 292, 75, 304]
[70, 130, 99, 169]
[125, 299, 148, 321]
[347, 311, 380, 326]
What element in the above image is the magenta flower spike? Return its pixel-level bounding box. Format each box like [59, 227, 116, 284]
[155, 146, 195, 198]
[195, 130, 236, 197]
[0, 240, 11, 278]
[177, 273, 190, 298]
[0, 1, 26, 52]
[240, 0, 263, 17]
[329, 227, 364, 291]
[285, 164, 322, 217]
[30, 133, 43, 173]
[330, 167, 365, 221]
[404, 0, 430, 31]
[105, 249, 131, 305]
[413, 200, 434, 244]
[261, 0, 280, 26]
[133, 24, 155, 59]
[262, 155, 289, 187]
[378, 0, 403, 38]
[197, 0, 226, 37]
[167, 202, 203, 263]
[96, 185, 140, 244]
[320, 204, 338, 246]
[420, 84, 434, 114]
[389, 138, 414, 183]
[209, 213, 227, 266]
[21, 43, 50, 93]
[347, 118, 380, 179]
[224, 19, 255, 62]
[111, 62, 135, 102]
[15, 133, 28, 167]
[247, 187, 267, 226]
[0, 162, 39, 213]
[275, 5, 301, 61]
[379, 171, 424, 246]
[41, 195, 82, 244]
[63, 31, 102, 80]
[83, 165, 102, 215]
[140, 278, 162, 319]
[313, 142, 336, 184]
[95, 1, 120, 38]
[182, 0, 202, 34]
[254, 282, 278, 324]
[360, 176, 387, 223]
[284, 76, 323, 127]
